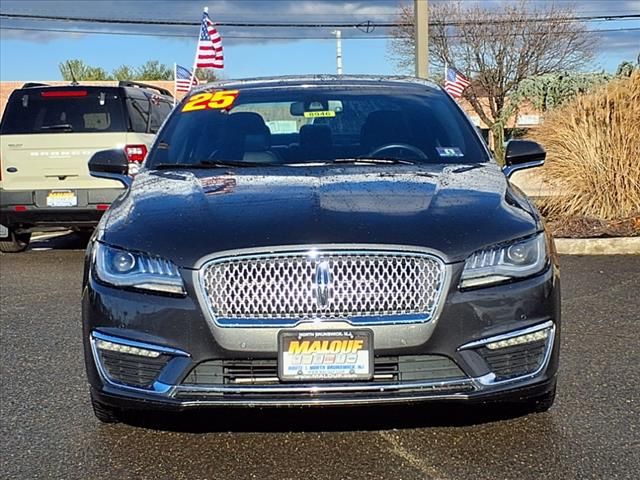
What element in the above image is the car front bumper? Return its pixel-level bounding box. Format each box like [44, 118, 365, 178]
[82, 256, 561, 410]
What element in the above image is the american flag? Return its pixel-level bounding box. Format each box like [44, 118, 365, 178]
[196, 11, 224, 69]
[175, 64, 198, 93]
[444, 66, 471, 99]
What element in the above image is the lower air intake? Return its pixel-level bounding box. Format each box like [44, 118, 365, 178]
[182, 355, 466, 386]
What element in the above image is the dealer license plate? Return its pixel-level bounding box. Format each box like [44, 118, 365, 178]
[46, 190, 77, 207]
[278, 330, 373, 381]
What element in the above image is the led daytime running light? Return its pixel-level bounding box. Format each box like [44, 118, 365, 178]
[485, 329, 550, 350]
[95, 339, 162, 358]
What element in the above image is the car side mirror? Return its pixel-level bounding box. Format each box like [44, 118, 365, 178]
[502, 140, 546, 178]
[88, 149, 132, 188]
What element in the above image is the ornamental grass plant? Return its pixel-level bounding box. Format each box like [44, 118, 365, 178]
[530, 71, 640, 221]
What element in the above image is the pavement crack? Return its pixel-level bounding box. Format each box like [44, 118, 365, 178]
[378, 431, 450, 480]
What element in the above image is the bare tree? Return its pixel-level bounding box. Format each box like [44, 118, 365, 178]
[389, 0, 595, 161]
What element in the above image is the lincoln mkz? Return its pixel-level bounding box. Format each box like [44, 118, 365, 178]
[81, 76, 560, 422]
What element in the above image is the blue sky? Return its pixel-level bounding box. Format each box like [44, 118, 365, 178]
[1, 0, 639, 81]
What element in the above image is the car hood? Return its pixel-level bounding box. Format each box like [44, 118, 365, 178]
[101, 164, 539, 267]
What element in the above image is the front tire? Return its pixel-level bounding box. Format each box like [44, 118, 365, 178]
[0, 230, 31, 253]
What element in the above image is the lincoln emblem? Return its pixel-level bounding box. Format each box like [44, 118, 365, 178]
[314, 261, 332, 308]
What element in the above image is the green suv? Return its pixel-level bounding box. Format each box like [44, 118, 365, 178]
[0, 81, 174, 252]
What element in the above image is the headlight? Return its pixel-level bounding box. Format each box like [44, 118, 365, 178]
[460, 234, 547, 288]
[93, 242, 185, 295]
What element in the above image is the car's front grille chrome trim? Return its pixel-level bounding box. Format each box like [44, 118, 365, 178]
[196, 246, 447, 327]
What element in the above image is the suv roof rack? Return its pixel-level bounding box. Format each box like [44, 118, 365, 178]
[118, 80, 173, 98]
[22, 82, 50, 89]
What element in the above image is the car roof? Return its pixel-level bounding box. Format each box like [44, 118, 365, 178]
[191, 74, 442, 93]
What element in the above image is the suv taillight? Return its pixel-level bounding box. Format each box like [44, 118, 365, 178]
[41, 90, 88, 98]
[124, 144, 147, 176]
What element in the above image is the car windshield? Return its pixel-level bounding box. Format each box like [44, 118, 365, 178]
[146, 84, 489, 168]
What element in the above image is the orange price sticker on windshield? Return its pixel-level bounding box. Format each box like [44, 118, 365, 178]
[182, 90, 239, 112]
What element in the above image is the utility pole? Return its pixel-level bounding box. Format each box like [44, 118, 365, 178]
[414, 0, 428, 79]
[332, 30, 343, 75]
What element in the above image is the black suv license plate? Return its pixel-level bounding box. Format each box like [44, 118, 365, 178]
[278, 329, 373, 382]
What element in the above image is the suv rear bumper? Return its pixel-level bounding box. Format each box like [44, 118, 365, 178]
[0, 188, 122, 233]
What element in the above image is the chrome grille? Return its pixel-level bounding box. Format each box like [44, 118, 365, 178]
[200, 250, 445, 324]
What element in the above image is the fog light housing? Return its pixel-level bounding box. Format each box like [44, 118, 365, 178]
[459, 321, 555, 383]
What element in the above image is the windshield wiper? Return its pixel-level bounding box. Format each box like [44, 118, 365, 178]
[333, 157, 416, 165]
[153, 159, 268, 170]
[451, 164, 484, 173]
[40, 124, 74, 131]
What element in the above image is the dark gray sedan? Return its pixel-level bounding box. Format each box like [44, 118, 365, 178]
[82, 76, 560, 423]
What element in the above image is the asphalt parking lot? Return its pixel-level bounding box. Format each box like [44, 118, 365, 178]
[1, 233, 638, 480]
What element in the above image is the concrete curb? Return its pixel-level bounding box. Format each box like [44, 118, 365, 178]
[554, 237, 640, 255]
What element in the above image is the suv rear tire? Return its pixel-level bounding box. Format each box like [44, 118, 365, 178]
[0, 230, 31, 253]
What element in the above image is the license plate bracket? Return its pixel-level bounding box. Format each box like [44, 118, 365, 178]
[278, 329, 374, 382]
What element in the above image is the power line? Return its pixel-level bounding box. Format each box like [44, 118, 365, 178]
[102, 8, 640, 17]
[2, 25, 639, 40]
[1, 12, 640, 28]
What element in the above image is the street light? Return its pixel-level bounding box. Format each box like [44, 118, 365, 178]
[331, 30, 343, 75]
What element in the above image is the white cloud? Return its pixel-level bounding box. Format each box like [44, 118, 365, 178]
[1, 0, 638, 54]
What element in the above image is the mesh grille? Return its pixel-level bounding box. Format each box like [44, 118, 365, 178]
[200, 251, 444, 321]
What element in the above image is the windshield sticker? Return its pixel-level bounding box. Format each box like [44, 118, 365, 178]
[182, 90, 239, 112]
[436, 147, 465, 158]
[303, 110, 336, 118]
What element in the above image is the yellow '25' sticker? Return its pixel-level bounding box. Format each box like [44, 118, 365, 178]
[182, 90, 239, 112]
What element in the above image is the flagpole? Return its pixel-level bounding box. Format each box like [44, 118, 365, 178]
[188, 7, 207, 93]
[173, 63, 177, 105]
